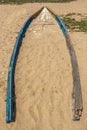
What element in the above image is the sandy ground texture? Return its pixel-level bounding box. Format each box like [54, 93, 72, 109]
[0, 0, 87, 130]
[15, 8, 72, 130]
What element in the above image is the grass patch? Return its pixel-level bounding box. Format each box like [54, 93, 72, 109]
[77, 20, 87, 32]
[62, 14, 87, 32]
[0, 0, 76, 4]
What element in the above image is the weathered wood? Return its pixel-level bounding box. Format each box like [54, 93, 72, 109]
[65, 33, 83, 120]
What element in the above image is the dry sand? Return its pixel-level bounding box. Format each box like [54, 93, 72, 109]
[15, 8, 72, 130]
[0, 0, 87, 130]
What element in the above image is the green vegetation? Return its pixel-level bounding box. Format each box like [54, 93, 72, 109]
[77, 20, 87, 32]
[0, 0, 76, 4]
[62, 14, 87, 32]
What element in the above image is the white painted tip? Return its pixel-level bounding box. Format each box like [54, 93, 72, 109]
[39, 7, 51, 21]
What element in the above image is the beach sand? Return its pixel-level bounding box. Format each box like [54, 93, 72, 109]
[0, 0, 87, 130]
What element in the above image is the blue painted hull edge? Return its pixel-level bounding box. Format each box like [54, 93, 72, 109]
[6, 17, 33, 123]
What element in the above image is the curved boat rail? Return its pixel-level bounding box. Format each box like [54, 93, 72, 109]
[47, 7, 83, 121]
[6, 7, 44, 123]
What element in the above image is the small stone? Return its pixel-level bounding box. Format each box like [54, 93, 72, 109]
[0, 72, 5, 75]
[33, 30, 36, 33]
[29, 28, 32, 31]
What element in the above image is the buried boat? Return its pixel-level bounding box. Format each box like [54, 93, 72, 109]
[6, 7, 83, 123]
